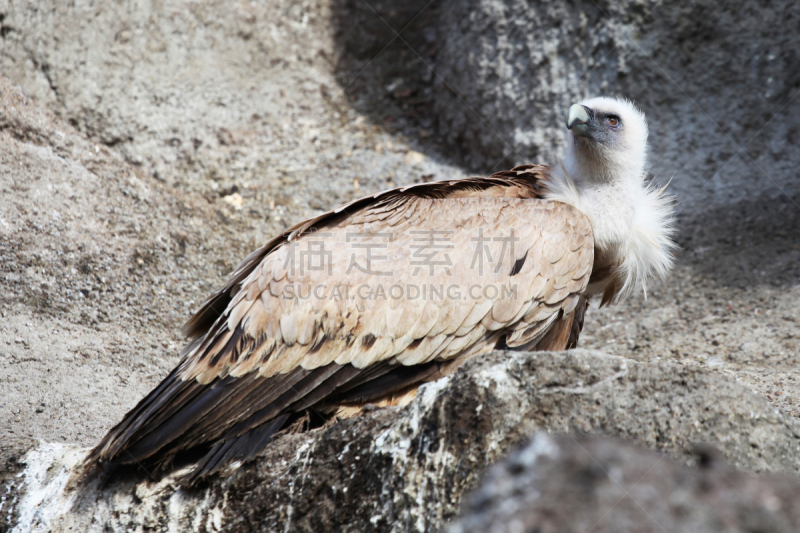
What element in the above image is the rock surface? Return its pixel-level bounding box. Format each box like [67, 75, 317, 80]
[0, 1, 465, 447]
[450, 432, 800, 533]
[1, 0, 799, 531]
[434, 0, 800, 212]
[4, 349, 800, 532]
[1, 0, 798, 452]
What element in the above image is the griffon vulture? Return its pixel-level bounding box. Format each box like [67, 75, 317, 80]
[86, 96, 675, 483]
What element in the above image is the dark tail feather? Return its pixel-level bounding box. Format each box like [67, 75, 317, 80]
[181, 365, 364, 484]
[184, 413, 290, 484]
[211, 364, 351, 441]
[331, 361, 443, 404]
[119, 375, 254, 465]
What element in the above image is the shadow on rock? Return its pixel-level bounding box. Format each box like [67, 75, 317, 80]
[677, 191, 800, 288]
[330, 0, 449, 156]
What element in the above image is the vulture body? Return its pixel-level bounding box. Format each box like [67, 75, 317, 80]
[87, 96, 675, 483]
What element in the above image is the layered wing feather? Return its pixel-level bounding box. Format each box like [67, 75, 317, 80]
[87, 166, 594, 481]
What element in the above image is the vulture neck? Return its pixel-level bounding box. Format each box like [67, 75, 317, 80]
[543, 148, 675, 303]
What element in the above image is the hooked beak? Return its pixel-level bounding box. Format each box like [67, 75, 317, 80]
[567, 104, 594, 137]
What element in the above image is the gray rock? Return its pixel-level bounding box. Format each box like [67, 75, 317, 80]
[433, 0, 800, 214]
[451, 432, 800, 533]
[0, 436, 36, 532]
[0, 0, 462, 201]
[0, 1, 466, 449]
[1, 2, 799, 532]
[4, 349, 800, 532]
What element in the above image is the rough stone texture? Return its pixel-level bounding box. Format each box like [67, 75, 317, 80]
[434, 0, 800, 212]
[427, 0, 800, 430]
[330, 0, 800, 424]
[1, 0, 799, 531]
[1, 0, 798, 449]
[0, 437, 36, 532]
[0, 75, 244, 445]
[0, 1, 464, 447]
[0, 0, 457, 197]
[4, 350, 800, 533]
[450, 433, 800, 533]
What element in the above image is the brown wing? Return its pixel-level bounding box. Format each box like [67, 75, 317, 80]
[87, 165, 594, 482]
[182, 165, 548, 339]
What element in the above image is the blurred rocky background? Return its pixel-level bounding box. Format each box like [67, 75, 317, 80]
[1, 0, 799, 531]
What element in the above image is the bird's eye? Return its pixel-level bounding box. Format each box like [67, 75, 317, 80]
[607, 116, 620, 127]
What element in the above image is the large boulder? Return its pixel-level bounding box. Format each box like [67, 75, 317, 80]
[0, 0, 459, 204]
[451, 432, 800, 533]
[4, 349, 800, 532]
[1, 2, 799, 532]
[433, 0, 800, 213]
[0, 0, 463, 449]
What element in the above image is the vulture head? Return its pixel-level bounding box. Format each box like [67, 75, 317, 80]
[546, 96, 675, 301]
[563, 96, 649, 186]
